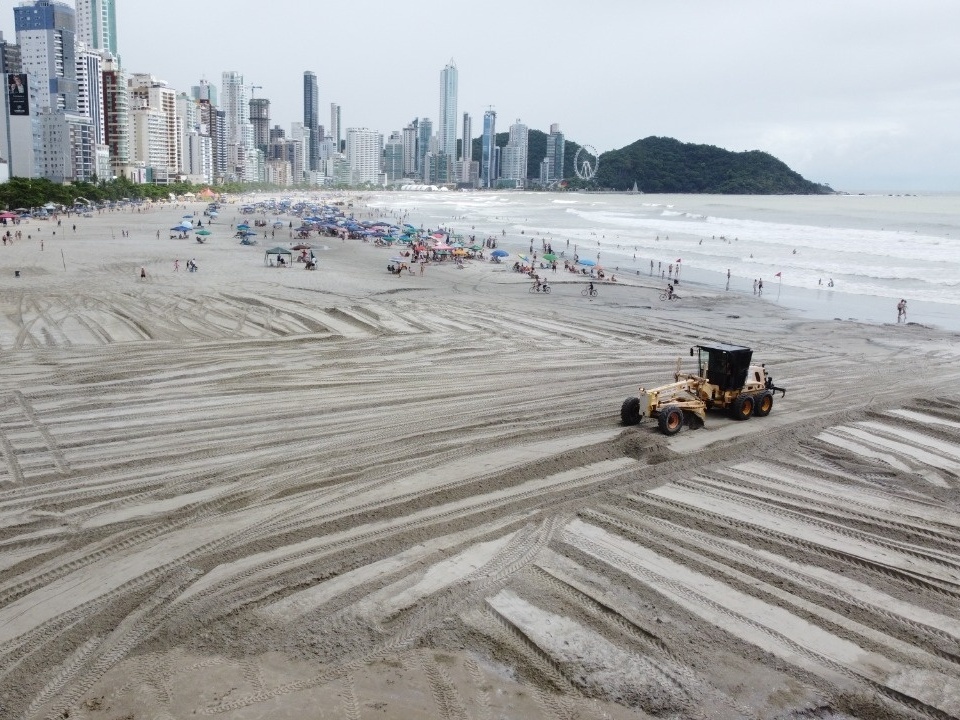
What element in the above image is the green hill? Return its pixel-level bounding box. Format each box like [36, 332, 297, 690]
[468, 131, 830, 194]
[595, 136, 831, 194]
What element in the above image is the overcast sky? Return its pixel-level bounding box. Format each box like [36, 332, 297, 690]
[5, 0, 960, 191]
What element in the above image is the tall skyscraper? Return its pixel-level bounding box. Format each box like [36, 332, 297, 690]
[460, 112, 473, 183]
[480, 110, 497, 188]
[221, 70, 255, 181]
[438, 59, 457, 159]
[14, 0, 79, 112]
[384, 131, 403, 181]
[401, 123, 416, 177]
[303, 71, 319, 171]
[345, 127, 382, 186]
[541, 122, 565, 183]
[416, 117, 432, 180]
[249, 97, 270, 153]
[74, 0, 117, 57]
[330, 102, 341, 150]
[101, 55, 129, 177]
[500, 119, 529, 186]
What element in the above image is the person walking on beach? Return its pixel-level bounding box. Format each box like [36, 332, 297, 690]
[140, 266, 147, 280]
[757, 278, 764, 296]
[174, 258, 180, 272]
[897, 299, 907, 323]
[753, 279, 758, 295]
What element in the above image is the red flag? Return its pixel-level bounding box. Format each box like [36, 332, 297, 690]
[675, 258, 681, 263]
[775, 272, 782, 277]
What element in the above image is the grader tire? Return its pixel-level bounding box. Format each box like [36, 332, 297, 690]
[754, 390, 774, 417]
[621, 397, 641, 426]
[658, 405, 684, 435]
[731, 394, 754, 421]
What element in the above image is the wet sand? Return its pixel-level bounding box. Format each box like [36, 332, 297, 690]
[0, 196, 959, 720]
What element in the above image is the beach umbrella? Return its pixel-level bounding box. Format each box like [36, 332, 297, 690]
[196, 229, 211, 236]
[543, 253, 558, 262]
[491, 249, 508, 258]
[390, 256, 407, 263]
[470, 245, 483, 252]
[292, 243, 312, 250]
[182, 214, 193, 219]
[171, 224, 192, 232]
[578, 258, 597, 267]
[518, 254, 531, 262]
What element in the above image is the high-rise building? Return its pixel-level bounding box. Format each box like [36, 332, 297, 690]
[249, 97, 270, 153]
[101, 55, 129, 178]
[221, 70, 255, 181]
[128, 73, 180, 183]
[401, 123, 416, 177]
[480, 110, 497, 188]
[500, 119, 529, 186]
[460, 112, 473, 183]
[383, 130, 403, 181]
[540, 123, 565, 184]
[14, 0, 79, 113]
[438, 59, 457, 159]
[1, 32, 26, 178]
[74, 0, 117, 57]
[416, 117, 432, 179]
[329, 102, 340, 150]
[303, 71, 319, 171]
[345, 127, 382, 186]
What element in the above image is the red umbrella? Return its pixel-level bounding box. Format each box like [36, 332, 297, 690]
[292, 243, 312, 250]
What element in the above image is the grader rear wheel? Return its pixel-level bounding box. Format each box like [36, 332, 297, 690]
[754, 390, 774, 417]
[731, 394, 754, 420]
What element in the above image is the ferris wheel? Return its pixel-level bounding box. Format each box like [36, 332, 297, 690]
[574, 145, 599, 180]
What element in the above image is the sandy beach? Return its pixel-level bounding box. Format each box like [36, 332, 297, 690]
[0, 196, 959, 720]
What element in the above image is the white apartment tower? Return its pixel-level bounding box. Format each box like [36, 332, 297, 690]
[127, 73, 179, 182]
[74, 0, 118, 56]
[345, 127, 382, 186]
[438, 60, 457, 160]
[221, 70, 255, 181]
[500, 118, 529, 186]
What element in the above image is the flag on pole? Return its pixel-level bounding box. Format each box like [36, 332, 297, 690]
[775, 272, 782, 277]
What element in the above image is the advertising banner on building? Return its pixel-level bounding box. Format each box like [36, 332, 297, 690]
[7, 74, 29, 116]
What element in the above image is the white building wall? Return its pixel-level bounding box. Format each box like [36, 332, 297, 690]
[346, 128, 381, 186]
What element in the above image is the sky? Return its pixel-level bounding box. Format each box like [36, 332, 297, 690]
[4, 0, 960, 192]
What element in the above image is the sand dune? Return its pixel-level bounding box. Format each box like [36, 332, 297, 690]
[1, 197, 959, 720]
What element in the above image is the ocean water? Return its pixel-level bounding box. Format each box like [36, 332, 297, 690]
[366, 192, 960, 331]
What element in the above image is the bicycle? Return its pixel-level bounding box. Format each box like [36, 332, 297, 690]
[529, 284, 551, 294]
[659, 292, 681, 301]
[581, 287, 598, 297]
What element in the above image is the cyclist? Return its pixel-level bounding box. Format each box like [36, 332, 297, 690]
[588, 281, 595, 296]
[666, 282, 675, 300]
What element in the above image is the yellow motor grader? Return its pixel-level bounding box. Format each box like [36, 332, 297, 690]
[620, 342, 786, 435]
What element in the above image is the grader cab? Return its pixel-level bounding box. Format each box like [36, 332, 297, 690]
[620, 343, 785, 435]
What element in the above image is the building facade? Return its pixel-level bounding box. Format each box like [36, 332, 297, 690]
[303, 71, 319, 171]
[499, 119, 528, 186]
[438, 59, 457, 160]
[345, 127, 381, 186]
[74, 0, 117, 56]
[480, 109, 496, 188]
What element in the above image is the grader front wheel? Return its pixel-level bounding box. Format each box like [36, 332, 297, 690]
[621, 397, 641, 426]
[658, 405, 684, 435]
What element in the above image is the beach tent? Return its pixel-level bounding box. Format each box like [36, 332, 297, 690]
[265, 246, 292, 266]
[199, 188, 216, 198]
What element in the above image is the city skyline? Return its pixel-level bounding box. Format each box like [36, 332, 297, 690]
[2, 1, 960, 190]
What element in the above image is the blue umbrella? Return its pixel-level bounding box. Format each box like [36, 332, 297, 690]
[171, 224, 192, 232]
[491, 249, 509, 257]
[578, 258, 597, 267]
